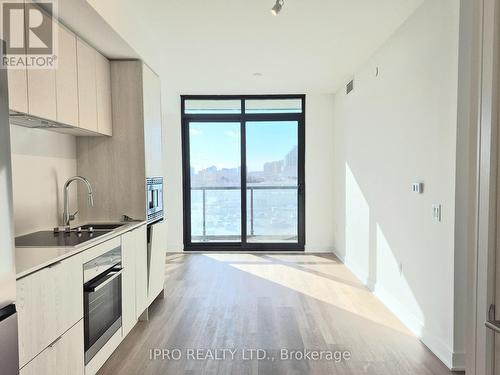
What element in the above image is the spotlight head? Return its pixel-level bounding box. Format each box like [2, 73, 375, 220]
[271, 0, 284, 16]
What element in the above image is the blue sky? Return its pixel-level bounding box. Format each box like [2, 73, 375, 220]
[189, 121, 298, 172]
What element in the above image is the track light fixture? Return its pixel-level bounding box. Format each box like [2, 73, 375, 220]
[271, 0, 284, 16]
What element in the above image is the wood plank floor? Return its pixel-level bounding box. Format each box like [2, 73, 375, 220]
[98, 253, 459, 375]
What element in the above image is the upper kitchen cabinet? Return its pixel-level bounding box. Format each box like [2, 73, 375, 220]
[26, 5, 57, 122]
[6, 5, 113, 136]
[55, 22, 79, 127]
[6, 0, 28, 113]
[7, 60, 29, 114]
[76, 37, 98, 133]
[8, 67, 29, 115]
[142, 64, 163, 177]
[95, 51, 112, 136]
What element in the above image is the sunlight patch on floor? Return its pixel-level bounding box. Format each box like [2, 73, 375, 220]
[205, 253, 412, 336]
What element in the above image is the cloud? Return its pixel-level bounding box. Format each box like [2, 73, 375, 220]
[190, 128, 202, 136]
[225, 131, 238, 138]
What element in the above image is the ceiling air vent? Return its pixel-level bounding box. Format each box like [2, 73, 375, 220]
[346, 79, 354, 95]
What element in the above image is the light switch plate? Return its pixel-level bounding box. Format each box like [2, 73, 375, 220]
[432, 204, 441, 222]
[412, 182, 424, 194]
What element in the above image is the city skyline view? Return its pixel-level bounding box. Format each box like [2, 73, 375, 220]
[190, 121, 298, 187]
[189, 120, 299, 241]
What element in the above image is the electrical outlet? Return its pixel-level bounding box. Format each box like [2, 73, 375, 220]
[432, 204, 441, 222]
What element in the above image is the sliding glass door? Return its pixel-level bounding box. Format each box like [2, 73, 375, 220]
[182, 96, 305, 251]
[246, 121, 299, 243]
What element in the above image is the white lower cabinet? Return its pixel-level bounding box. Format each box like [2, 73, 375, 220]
[121, 225, 146, 336]
[20, 320, 84, 375]
[133, 226, 149, 319]
[148, 220, 167, 305]
[17, 254, 83, 368]
[16, 224, 160, 375]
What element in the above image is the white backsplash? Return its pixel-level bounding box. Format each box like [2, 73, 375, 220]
[10, 125, 78, 236]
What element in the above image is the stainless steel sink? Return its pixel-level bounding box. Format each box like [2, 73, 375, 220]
[77, 223, 126, 231]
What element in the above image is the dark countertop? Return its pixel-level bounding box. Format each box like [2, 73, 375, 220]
[15, 221, 147, 279]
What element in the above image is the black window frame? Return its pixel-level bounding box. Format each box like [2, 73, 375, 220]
[181, 94, 306, 251]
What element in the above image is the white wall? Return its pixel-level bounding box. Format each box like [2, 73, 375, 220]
[10, 126, 77, 236]
[331, 0, 462, 369]
[304, 94, 335, 252]
[162, 93, 336, 253]
[162, 94, 183, 252]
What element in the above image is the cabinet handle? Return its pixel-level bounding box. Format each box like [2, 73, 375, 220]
[48, 335, 62, 348]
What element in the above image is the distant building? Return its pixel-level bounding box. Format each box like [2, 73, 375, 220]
[284, 145, 298, 178]
[263, 160, 284, 177]
[285, 145, 298, 167]
[193, 165, 240, 187]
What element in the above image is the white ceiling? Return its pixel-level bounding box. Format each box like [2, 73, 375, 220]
[79, 0, 424, 94]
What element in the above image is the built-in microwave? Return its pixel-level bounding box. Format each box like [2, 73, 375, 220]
[146, 177, 164, 223]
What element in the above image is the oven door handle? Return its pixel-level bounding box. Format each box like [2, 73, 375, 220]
[84, 268, 123, 293]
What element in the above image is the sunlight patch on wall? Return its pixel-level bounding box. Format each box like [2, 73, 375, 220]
[375, 224, 425, 333]
[345, 163, 370, 280]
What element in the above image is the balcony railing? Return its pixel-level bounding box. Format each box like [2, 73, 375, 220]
[191, 185, 298, 242]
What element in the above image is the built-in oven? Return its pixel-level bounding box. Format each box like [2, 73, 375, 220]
[147, 177, 164, 223]
[83, 246, 122, 365]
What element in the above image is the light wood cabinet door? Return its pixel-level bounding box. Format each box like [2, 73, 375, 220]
[142, 64, 163, 177]
[19, 320, 84, 375]
[148, 220, 166, 305]
[121, 227, 144, 336]
[76, 37, 97, 132]
[6, 1, 28, 113]
[95, 52, 112, 136]
[27, 62, 57, 121]
[8, 68, 29, 113]
[17, 254, 83, 367]
[26, 4, 57, 121]
[55, 23, 79, 127]
[134, 225, 149, 318]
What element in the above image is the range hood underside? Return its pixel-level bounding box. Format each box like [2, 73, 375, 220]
[9, 111, 73, 129]
[9, 111, 103, 137]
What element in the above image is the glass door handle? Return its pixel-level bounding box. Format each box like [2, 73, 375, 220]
[84, 268, 123, 292]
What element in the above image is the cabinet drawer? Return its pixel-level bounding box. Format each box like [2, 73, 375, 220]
[20, 320, 84, 375]
[17, 254, 83, 367]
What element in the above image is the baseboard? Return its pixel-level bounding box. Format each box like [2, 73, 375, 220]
[331, 250, 374, 287]
[451, 352, 465, 371]
[373, 285, 457, 369]
[167, 245, 336, 254]
[331, 248, 463, 371]
[304, 246, 334, 253]
[166, 243, 183, 253]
